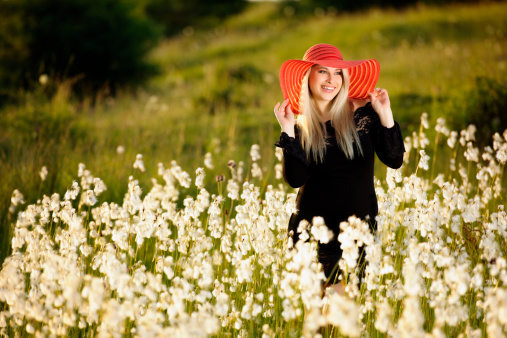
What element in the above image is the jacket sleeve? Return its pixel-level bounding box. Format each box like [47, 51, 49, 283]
[371, 120, 405, 169]
[275, 128, 309, 188]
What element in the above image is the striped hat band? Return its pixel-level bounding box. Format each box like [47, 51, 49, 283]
[279, 43, 380, 114]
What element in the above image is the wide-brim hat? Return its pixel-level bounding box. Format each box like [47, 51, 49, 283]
[279, 43, 380, 114]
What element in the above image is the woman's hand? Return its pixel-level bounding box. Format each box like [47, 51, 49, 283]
[368, 88, 395, 128]
[274, 99, 295, 137]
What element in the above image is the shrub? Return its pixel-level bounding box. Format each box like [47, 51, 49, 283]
[0, 0, 161, 100]
[465, 76, 507, 145]
[280, 0, 494, 15]
[145, 0, 247, 36]
[193, 63, 264, 114]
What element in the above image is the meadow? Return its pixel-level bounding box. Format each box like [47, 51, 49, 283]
[1, 1, 507, 336]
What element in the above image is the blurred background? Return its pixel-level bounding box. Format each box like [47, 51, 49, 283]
[0, 0, 506, 263]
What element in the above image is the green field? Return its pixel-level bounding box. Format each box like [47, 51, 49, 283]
[1, 2, 507, 336]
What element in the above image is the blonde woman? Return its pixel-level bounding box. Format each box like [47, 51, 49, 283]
[274, 44, 405, 292]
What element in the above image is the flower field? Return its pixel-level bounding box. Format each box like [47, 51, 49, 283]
[1, 2, 507, 337]
[1, 113, 506, 337]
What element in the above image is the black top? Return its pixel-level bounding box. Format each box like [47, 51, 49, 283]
[275, 103, 405, 254]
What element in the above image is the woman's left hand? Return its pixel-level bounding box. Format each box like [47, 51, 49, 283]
[368, 88, 395, 128]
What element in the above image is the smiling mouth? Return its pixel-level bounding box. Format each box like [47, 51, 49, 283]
[322, 86, 336, 91]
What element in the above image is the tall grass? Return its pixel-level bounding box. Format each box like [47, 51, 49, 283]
[0, 111, 506, 336]
[2, 0, 507, 278]
[0, 2, 507, 335]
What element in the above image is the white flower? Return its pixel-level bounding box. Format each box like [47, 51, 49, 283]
[3, 132, 507, 336]
[195, 167, 205, 189]
[435, 117, 450, 136]
[386, 167, 402, 189]
[251, 162, 263, 179]
[170, 161, 191, 188]
[275, 147, 283, 161]
[117, 145, 125, 154]
[40, 166, 48, 181]
[9, 189, 24, 214]
[397, 296, 425, 337]
[447, 131, 458, 148]
[64, 181, 80, 200]
[325, 292, 361, 337]
[227, 179, 239, 200]
[338, 216, 373, 270]
[133, 154, 145, 172]
[464, 142, 479, 162]
[82, 190, 97, 206]
[418, 150, 430, 170]
[204, 152, 214, 169]
[459, 129, 467, 147]
[236, 257, 253, 283]
[310, 217, 333, 244]
[433, 174, 445, 188]
[93, 177, 107, 195]
[466, 124, 476, 141]
[80, 244, 93, 257]
[78, 162, 86, 177]
[419, 131, 430, 149]
[275, 163, 283, 180]
[250, 144, 261, 161]
[495, 142, 507, 164]
[421, 112, 429, 129]
[26, 323, 35, 334]
[215, 293, 229, 316]
[297, 220, 310, 242]
[374, 300, 392, 333]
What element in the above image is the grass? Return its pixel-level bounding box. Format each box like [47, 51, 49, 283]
[0, 3, 506, 335]
[1, 0, 506, 269]
[0, 111, 505, 336]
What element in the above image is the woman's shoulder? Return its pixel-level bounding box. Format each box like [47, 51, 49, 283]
[354, 102, 379, 119]
[353, 102, 380, 134]
[353, 102, 376, 117]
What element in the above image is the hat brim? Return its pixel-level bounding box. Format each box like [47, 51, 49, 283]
[279, 58, 380, 114]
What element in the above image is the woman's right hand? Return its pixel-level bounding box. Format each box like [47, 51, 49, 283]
[274, 99, 295, 138]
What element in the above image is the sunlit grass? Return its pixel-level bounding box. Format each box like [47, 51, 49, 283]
[1, 3, 507, 335]
[1, 113, 506, 336]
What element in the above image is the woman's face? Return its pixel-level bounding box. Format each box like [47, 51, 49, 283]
[308, 65, 343, 109]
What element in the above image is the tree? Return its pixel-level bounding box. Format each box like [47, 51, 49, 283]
[0, 0, 161, 99]
[145, 0, 247, 36]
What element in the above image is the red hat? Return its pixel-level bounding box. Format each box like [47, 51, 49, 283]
[279, 43, 380, 114]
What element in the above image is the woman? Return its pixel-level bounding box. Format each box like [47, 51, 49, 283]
[274, 43, 405, 291]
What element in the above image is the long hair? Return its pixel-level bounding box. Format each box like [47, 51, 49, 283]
[297, 67, 363, 162]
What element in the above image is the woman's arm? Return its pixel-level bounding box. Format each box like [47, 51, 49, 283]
[371, 122, 405, 169]
[274, 99, 296, 137]
[368, 88, 394, 128]
[367, 89, 405, 168]
[274, 99, 308, 187]
[276, 130, 309, 188]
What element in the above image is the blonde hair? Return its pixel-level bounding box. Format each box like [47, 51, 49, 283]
[297, 67, 363, 162]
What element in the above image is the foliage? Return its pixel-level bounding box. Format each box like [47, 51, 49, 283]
[0, 1, 507, 335]
[280, 0, 497, 15]
[1, 0, 506, 266]
[465, 77, 507, 146]
[0, 114, 506, 336]
[0, 0, 161, 101]
[145, 0, 248, 36]
[193, 63, 265, 114]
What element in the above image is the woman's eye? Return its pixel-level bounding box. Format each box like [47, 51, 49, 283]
[319, 70, 327, 74]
